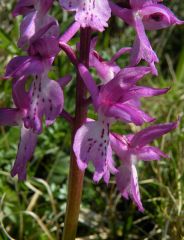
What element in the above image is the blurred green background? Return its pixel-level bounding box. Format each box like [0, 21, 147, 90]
[0, 1, 184, 239]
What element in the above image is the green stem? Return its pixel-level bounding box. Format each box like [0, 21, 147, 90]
[62, 27, 91, 240]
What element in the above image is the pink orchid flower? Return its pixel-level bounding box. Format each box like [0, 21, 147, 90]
[110, 0, 183, 74]
[110, 121, 178, 211]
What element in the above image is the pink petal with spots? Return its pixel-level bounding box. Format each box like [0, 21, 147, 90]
[24, 74, 64, 133]
[60, 0, 111, 32]
[73, 119, 110, 174]
[28, 37, 60, 58]
[93, 145, 118, 184]
[11, 126, 37, 180]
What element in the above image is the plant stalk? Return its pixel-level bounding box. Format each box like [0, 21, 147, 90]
[62, 27, 91, 240]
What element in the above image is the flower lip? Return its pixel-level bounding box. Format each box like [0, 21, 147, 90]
[59, 0, 111, 32]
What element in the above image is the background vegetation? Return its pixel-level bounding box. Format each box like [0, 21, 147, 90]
[0, 1, 184, 239]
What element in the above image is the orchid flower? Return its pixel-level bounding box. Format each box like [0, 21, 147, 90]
[0, 37, 64, 180]
[110, 121, 178, 211]
[109, 0, 183, 74]
[73, 64, 169, 182]
[14, 0, 59, 50]
[78, 64, 167, 125]
[59, 0, 111, 32]
[89, 37, 131, 83]
[6, 37, 64, 133]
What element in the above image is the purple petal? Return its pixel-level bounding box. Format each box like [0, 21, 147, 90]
[90, 53, 120, 83]
[130, 121, 178, 148]
[109, 1, 133, 25]
[59, 22, 80, 43]
[73, 119, 110, 174]
[13, 0, 53, 17]
[130, 165, 144, 212]
[141, 4, 184, 30]
[12, 77, 30, 109]
[6, 56, 46, 79]
[78, 64, 99, 109]
[130, 0, 146, 9]
[106, 103, 155, 125]
[93, 58, 120, 84]
[18, 12, 59, 50]
[130, 0, 163, 9]
[98, 66, 152, 105]
[116, 164, 132, 199]
[130, 16, 159, 68]
[37, 0, 54, 15]
[110, 133, 130, 162]
[122, 86, 169, 102]
[11, 126, 37, 180]
[6, 56, 30, 78]
[0, 108, 25, 126]
[58, 75, 72, 88]
[136, 146, 168, 161]
[89, 39, 130, 83]
[13, 0, 35, 17]
[29, 21, 59, 45]
[109, 47, 131, 64]
[117, 161, 144, 211]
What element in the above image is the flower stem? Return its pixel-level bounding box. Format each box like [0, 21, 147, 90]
[62, 27, 91, 240]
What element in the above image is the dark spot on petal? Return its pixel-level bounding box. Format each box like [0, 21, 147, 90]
[150, 13, 162, 22]
[101, 129, 105, 138]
